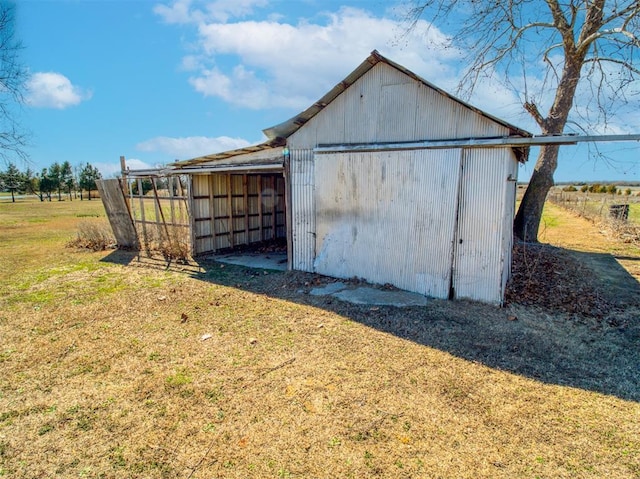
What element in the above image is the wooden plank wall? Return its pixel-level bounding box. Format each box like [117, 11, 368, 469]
[192, 173, 286, 254]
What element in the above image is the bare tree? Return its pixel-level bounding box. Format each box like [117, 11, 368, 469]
[406, 0, 640, 242]
[0, 1, 28, 163]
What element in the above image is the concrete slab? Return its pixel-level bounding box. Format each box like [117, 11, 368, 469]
[332, 287, 428, 307]
[309, 282, 348, 296]
[214, 252, 287, 271]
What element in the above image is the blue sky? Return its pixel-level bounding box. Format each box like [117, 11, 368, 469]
[16, 0, 640, 182]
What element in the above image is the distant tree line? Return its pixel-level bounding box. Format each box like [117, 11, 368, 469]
[0, 161, 102, 202]
[561, 184, 635, 196]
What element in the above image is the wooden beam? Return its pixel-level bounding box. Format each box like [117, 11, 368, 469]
[283, 155, 293, 270]
[271, 175, 277, 241]
[257, 175, 263, 241]
[226, 173, 234, 248]
[243, 174, 249, 245]
[208, 174, 216, 252]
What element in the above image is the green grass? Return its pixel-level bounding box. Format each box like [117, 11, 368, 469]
[629, 203, 640, 224]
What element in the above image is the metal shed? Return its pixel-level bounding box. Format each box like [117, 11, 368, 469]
[167, 50, 531, 304]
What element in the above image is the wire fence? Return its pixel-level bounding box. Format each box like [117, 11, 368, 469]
[546, 189, 640, 246]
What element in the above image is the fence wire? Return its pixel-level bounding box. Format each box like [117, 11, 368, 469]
[547, 190, 639, 245]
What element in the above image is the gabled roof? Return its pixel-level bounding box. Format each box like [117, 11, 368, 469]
[172, 50, 530, 169]
[263, 50, 531, 141]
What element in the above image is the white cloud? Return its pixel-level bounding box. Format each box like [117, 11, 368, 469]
[154, 0, 267, 24]
[93, 161, 123, 178]
[204, 0, 268, 22]
[155, 1, 640, 139]
[25, 72, 91, 109]
[153, 0, 197, 24]
[94, 159, 157, 178]
[155, 4, 460, 111]
[136, 135, 252, 160]
[92, 159, 156, 178]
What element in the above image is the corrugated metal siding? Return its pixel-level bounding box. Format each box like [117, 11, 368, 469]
[452, 148, 512, 303]
[289, 63, 419, 148]
[285, 60, 520, 303]
[289, 62, 512, 151]
[377, 82, 419, 142]
[501, 152, 519, 299]
[290, 149, 315, 272]
[453, 102, 510, 138]
[314, 149, 462, 298]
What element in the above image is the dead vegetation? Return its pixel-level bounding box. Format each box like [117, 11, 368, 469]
[130, 224, 192, 263]
[1, 198, 640, 478]
[66, 219, 117, 251]
[506, 241, 631, 319]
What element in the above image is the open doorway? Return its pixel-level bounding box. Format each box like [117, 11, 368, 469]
[190, 171, 287, 268]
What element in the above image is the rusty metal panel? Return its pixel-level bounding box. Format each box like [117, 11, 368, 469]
[290, 149, 315, 272]
[452, 148, 514, 304]
[314, 149, 462, 298]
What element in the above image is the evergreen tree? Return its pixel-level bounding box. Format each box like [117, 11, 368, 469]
[38, 167, 55, 201]
[78, 162, 102, 200]
[61, 161, 74, 200]
[48, 162, 63, 201]
[0, 162, 23, 202]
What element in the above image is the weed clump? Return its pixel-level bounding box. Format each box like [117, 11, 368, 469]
[67, 220, 116, 251]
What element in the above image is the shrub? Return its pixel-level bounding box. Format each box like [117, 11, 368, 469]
[157, 229, 191, 263]
[580, 185, 589, 193]
[562, 185, 577, 192]
[67, 220, 116, 251]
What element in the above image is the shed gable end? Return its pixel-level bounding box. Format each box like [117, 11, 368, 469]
[287, 62, 510, 149]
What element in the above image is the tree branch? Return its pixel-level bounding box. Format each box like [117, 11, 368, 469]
[524, 101, 546, 128]
[583, 55, 640, 75]
[602, 1, 640, 25]
[546, 0, 575, 51]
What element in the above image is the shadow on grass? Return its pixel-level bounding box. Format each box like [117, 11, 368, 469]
[101, 247, 640, 403]
[568, 249, 640, 307]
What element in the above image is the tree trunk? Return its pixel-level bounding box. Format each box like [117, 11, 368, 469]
[515, 49, 583, 242]
[514, 145, 559, 241]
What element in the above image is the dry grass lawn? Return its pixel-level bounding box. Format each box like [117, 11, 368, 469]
[1, 197, 639, 478]
[538, 201, 640, 280]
